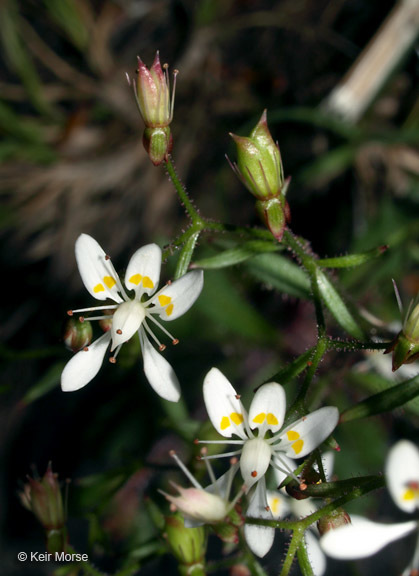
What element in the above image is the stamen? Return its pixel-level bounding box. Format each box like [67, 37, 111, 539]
[102, 255, 130, 301]
[109, 344, 122, 364]
[79, 316, 85, 323]
[196, 439, 245, 445]
[145, 312, 178, 342]
[200, 449, 243, 460]
[83, 347, 89, 352]
[170, 450, 203, 490]
[142, 321, 165, 350]
[67, 310, 73, 316]
[201, 449, 218, 491]
[82, 314, 113, 322]
[116, 329, 123, 335]
[172, 338, 179, 345]
[159, 344, 166, 351]
[272, 454, 300, 484]
[251, 471, 258, 478]
[71, 304, 119, 314]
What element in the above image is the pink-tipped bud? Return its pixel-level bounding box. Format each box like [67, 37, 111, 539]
[19, 464, 67, 554]
[129, 52, 177, 165]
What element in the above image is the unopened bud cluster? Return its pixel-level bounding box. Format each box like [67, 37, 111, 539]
[229, 110, 290, 241]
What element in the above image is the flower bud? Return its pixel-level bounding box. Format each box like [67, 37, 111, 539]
[385, 297, 419, 371]
[163, 483, 229, 524]
[164, 513, 206, 568]
[19, 464, 67, 554]
[63, 317, 93, 352]
[317, 507, 351, 536]
[128, 51, 177, 165]
[229, 110, 290, 240]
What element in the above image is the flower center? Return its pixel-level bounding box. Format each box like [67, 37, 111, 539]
[111, 300, 146, 351]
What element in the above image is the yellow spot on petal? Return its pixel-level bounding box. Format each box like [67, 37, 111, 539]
[220, 416, 230, 430]
[286, 430, 300, 441]
[142, 276, 154, 289]
[292, 439, 304, 455]
[93, 283, 105, 293]
[230, 412, 244, 425]
[252, 413, 266, 424]
[129, 273, 142, 285]
[403, 488, 415, 501]
[103, 276, 116, 289]
[267, 413, 279, 426]
[165, 303, 174, 316]
[159, 294, 172, 307]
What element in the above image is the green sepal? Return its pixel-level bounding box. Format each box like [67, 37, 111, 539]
[143, 126, 172, 165]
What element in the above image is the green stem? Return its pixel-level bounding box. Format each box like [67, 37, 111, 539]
[165, 156, 202, 224]
[296, 534, 315, 576]
[280, 527, 304, 576]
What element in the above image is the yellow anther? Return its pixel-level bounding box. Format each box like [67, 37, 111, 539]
[253, 413, 266, 424]
[286, 430, 300, 441]
[267, 413, 279, 426]
[220, 416, 230, 430]
[129, 273, 142, 285]
[230, 412, 244, 425]
[103, 276, 116, 289]
[93, 283, 105, 293]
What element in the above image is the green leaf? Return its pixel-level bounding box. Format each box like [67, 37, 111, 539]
[246, 253, 311, 299]
[193, 240, 279, 269]
[0, 1, 54, 116]
[43, 0, 89, 51]
[316, 269, 364, 339]
[174, 231, 200, 279]
[21, 362, 63, 405]
[341, 373, 419, 422]
[317, 245, 388, 268]
[196, 269, 276, 344]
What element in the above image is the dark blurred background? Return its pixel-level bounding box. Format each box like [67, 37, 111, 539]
[0, 0, 418, 574]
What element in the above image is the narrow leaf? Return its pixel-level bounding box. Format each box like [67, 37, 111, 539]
[317, 245, 388, 268]
[341, 373, 419, 422]
[316, 269, 364, 339]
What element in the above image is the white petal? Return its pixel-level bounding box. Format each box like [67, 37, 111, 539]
[150, 269, 204, 321]
[266, 490, 290, 520]
[140, 330, 180, 402]
[125, 244, 161, 298]
[305, 530, 326, 576]
[61, 332, 111, 392]
[320, 515, 417, 559]
[244, 478, 275, 558]
[203, 368, 247, 440]
[110, 301, 145, 351]
[278, 407, 339, 459]
[75, 234, 123, 303]
[386, 440, 419, 513]
[240, 437, 272, 490]
[248, 382, 286, 433]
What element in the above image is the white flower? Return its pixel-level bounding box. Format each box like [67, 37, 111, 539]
[61, 234, 203, 402]
[320, 440, 419, 575]
[160, 450, 244, 527]
[199, 368, 339, 557]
